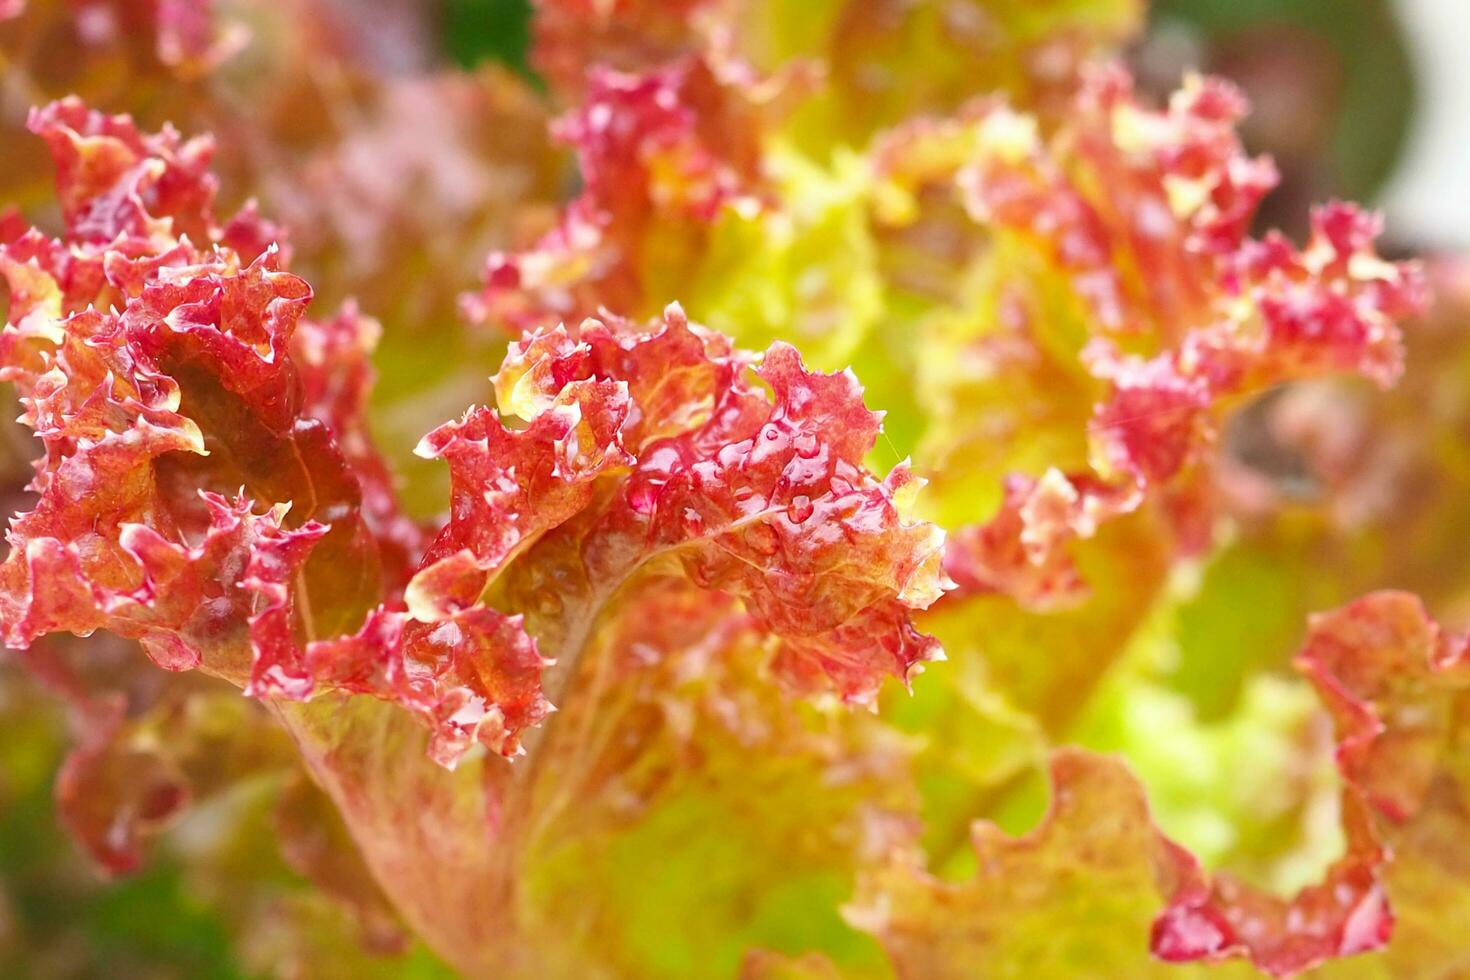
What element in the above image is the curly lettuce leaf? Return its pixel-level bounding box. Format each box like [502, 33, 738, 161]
[0, 95, 952, 976]
[852, 591, 1470, 978]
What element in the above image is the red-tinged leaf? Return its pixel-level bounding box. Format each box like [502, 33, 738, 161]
[3, 99, 946, 787]
[306, 607, 553, 765]
[405, 374, 634, 624]
[240, 501, 330, 698]
[462, 55, 773, 335]
[1144, 589, 1470, 977]
[249, 301, 950, 974]
[917, 69, 1426, 608]
[475, 308, 949, 711]
[419, 374, 633, 559]
[54, 692, 193, 875]
[312, 304, 950, 765]
[0, 538, 109, 649]
[852, 589, 1470, 978]
[492, 311, 746, 447]
[769, 599, 941, 704]
[14, 629, 302, 878]
[942, 469, 1136, 611]
[1085, 349, 1214, 486]
[530, 0, 713, 99]
[846, 750, 1194, 979]
[553, 57, 764, 226]
[849, 749, 1392, 979]
[29, 97, 220, 246]
[217, 199, 289, 265]
[113, 494, 320, 680]
[1148, 596, 1470, 976]
[414, 609, 552, 763]
[49, 681, 303, 878]
[1235, 204, 1427, 390]
[1294, 592, 1470, 823]
[154, 0, 246, 77]
[1152, 786, 1392, 977]
[0, 250, 377, 674]
[0, 99, 395, 681]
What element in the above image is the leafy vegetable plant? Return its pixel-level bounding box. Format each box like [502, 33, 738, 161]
[1, 2, 1465, 979]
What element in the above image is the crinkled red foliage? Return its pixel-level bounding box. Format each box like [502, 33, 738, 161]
[0, 99, 948, 775]
[942, 469, 1135, 610]
[530, 0, 714, 99]
[52, 689, 192, 875]
[1152, 785, 1391, 977]
[352, 305, 948, 763]
[852, 590, 1466, 978]
[0, 13, 1453, 975]
[462, 53, 772, 335]
[1154, 592, 1470, 975]
[1294, 592, 1470, 824]
[941, 69, 1427, 609]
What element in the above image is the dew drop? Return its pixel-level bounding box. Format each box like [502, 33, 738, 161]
[786, 494, 814, 523]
